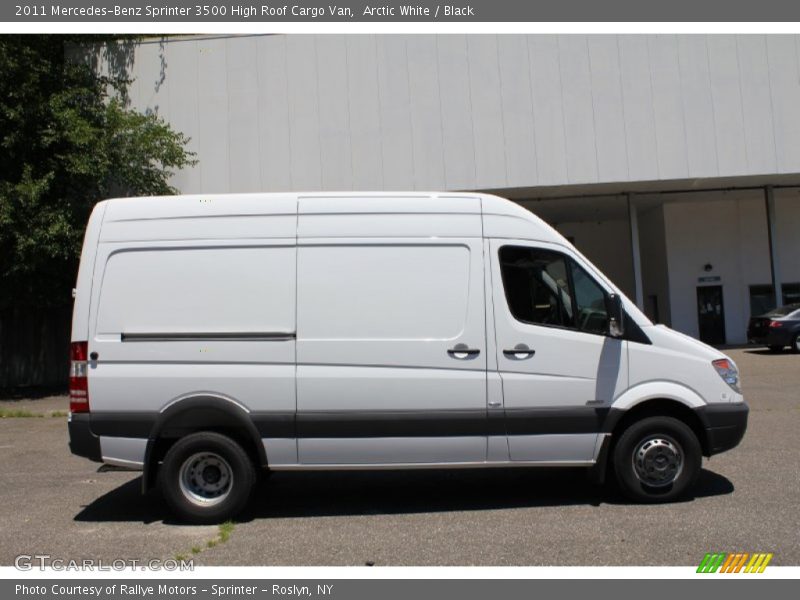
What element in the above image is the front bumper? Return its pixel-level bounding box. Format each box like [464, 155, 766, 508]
[68, 413, 103, 462]
[696, 402, 749, 456]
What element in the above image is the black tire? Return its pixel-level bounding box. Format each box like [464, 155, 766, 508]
[768, 345, 784, 353]
[791, 334, 800, 354]
[158, 431, 256, 524]
[613, 416, 702, 503]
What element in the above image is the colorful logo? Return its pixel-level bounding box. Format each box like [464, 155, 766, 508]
[697, 552, 773, 573]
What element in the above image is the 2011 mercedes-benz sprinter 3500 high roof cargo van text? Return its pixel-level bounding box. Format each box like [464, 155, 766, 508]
[68, 193, 748, 523]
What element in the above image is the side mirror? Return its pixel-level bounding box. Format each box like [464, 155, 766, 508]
[608, 293, 625, 338]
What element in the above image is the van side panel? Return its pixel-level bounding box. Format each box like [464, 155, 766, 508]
[294, 216, 488, 465]
[86, 198, 299, 468]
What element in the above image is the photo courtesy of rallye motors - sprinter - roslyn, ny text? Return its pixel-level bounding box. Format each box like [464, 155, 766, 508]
[15, 584, 331, 597]
[37, 4, 476, 18]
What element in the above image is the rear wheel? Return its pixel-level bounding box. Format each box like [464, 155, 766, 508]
[159, 432, 256, 524]
[768, 345, 784, 353]
[613, 416, 701, 503]
[791, 334, 800, 354]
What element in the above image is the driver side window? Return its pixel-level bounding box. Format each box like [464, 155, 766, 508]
[569, 259, 610, 335]
[498, 245, 610, 335]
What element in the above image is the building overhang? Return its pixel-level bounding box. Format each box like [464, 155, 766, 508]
[478, 172, 800, 203]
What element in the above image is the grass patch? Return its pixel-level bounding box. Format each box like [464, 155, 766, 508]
[0, 409, 69, 418]
[173, 521, 236, 563]
[219, 520, 235, 543]
[0, 409, 44, 418]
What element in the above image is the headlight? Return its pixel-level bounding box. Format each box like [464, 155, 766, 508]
[712, 358, 741, 393]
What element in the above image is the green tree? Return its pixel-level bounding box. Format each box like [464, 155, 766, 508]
[0, 35, 196, 309]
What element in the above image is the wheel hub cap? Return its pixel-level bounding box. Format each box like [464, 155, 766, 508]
[632, 437, 683, 487]
[179, 452, 233, 506]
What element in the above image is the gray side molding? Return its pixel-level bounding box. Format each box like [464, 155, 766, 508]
[122, 331, 296, 342]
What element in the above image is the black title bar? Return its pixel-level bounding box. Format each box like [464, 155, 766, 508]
[5, 0, 800, 22]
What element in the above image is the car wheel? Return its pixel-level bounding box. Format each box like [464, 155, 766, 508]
[792, 334, 800, 354]
[158, 432, 256, 524]
[768, 345, 784, 353]
[613, 416, 701, 503]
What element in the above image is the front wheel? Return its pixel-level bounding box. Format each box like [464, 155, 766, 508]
[768, 345, 784, 353]
[158, 432, 256, 524]
[613, 416, 701, 503]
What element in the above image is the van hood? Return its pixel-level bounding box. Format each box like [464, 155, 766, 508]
[644, 324, 728, 362]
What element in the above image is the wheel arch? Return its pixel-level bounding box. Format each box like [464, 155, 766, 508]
[605, 383, 710, 457]
[142, 394, 267, 493]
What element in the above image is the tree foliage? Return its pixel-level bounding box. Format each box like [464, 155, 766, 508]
[0, 35, 196, 308]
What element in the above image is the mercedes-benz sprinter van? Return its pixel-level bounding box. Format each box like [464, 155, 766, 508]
[68, 193, 748, 523]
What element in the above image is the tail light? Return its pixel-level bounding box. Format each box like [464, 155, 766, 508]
[769, 320, 784, 328]
[69, 341, 90, 413]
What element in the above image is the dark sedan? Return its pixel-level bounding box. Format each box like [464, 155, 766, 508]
[747, 303, 800, 353]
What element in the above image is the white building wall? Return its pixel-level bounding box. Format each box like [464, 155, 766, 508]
[84, 34, 800, 195]
[663, 191, 800, 344]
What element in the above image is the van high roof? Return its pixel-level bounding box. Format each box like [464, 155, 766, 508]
[97, 192, 567, 245]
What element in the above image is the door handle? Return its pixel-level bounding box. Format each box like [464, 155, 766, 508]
[503, 344, 535, 360]
[447, 343, 481, 359]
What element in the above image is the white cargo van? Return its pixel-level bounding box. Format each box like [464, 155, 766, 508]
[68, 193, 747, 523]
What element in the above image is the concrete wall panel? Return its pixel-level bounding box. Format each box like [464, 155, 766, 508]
[89, 34, 800, 194]
[256, 35, 293, 191]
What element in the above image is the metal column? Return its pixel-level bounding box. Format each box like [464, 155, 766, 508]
[764, 186, 783, 308]
[627, 193, 644, 309]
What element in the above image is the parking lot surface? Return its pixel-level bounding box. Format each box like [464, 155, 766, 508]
[0, 348, 798, 566]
